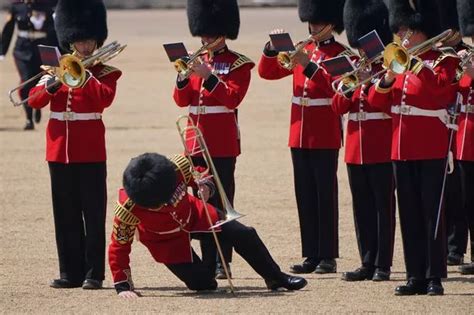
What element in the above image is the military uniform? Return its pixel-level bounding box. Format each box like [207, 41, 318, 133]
[173, 0, 254, 274]
[258, 0, 349, 269]
[1, 0, 57, 129]
[109, 153, 307, 294]
[27, 0, 121, 288]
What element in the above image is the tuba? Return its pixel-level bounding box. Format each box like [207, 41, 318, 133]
[277, 36, 314, 70]
[8, 41, 126, 107]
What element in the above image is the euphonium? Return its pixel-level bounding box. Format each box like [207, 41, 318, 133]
[8, 41, 126, 107]
[277, 36, 314, 70]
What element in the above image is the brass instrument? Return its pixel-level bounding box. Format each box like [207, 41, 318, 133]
[9, 41, 126, 107]
[176, 115, 246, 294]
[456, 46, 474, 80]
[334, 30, 453, 95]
[174, 43, 210, 79]
[277, 36, 314, 70]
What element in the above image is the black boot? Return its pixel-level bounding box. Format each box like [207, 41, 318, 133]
[34, 109, 41, 123]
[459, 262, 474, 275]
[341, 266, 374, 281]
[289, 257, 318, 274]
[315, 259, 337, 274]
[82, 279, 103, 290]
[215, 262, 232, 280]
[24, 120, 34, 130]
[427, 278, 444, 296]
[265, 273, 307, 291]
[50, 278, 82, 289]
[372, 268, 391, 281]
[447, 253, 464, 266]
[394, 279, 427, 296]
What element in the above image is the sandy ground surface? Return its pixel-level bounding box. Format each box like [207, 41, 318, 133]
[0, 8, 473, 314]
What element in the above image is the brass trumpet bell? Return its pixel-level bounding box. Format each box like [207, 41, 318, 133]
[174, 58, 191, 77]
[277, 52, 293, 70]
[383, 43, 409, 75]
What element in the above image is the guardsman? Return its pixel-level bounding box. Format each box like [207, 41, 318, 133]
[258, 0, 354, 274]
[108, 153, 307, 298]
[334, 0, 395, 282]
[28, 0, 122, 289]
[456, 0, 474, 275]
[1, 0, 57, 130]
[368, 0, 460, 295]
[173, 0, 254, 279]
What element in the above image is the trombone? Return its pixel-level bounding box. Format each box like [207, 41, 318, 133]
[277, 35, 314, 70]
[333, 30, 453, 95]
[174, 42, 212, 79]
[176, 115, 245, 294]
[8, 41, 127, 107]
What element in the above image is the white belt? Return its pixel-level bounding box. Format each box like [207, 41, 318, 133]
[17, 30, 47, 39]
[50, 111, 102, 121]
[292, 96, 332, 106]
[461, 104, 474, 113]
[348, 112, 391, 121]
[189, 106, 234, 115]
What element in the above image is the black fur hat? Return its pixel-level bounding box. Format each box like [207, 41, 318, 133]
[123, 153, 177, 209]
[187, 0, 240, 40]
[344, 0, 393, 47]
[458, 0, 474, 36]
[298, 0, 345, 34]
[54, 0, 108, 51]
[435, 0, 459, 30]
[388, 0, 441, 38]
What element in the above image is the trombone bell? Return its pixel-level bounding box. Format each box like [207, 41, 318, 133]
[383, 43, 410, 75]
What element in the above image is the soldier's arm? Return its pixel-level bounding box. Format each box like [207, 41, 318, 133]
[0, 6, 15, 57]
[332, 91, 354, 116]
[257, 42, 293, 80]
[367, 75, 395, 114]
[27, 74, 58, 109]
[82, 66, 122, 109]
[173, 76, 195, 107]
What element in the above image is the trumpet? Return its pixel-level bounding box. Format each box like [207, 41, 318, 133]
[9, 41, 126, 107]
[176, 115, 245, 294]
[334, 30, 453, 95]
[277, 36, 314, 70]
[174, 43, 211, 79]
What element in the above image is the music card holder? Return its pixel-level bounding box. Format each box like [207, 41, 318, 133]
[163, 42, 189, 62]
[38, 45, 61, 67]
[269, 33, 296, 52]
[320, 55, 356, 77]
[357, 30, 385, 61]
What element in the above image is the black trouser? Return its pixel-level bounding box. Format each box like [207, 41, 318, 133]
[165, 221, 282, 290]
[48, 162, 107, 283]
[393, 159, 447, 280]
[446, 163, 468, 256]
[291, 148, 339, 259]
[14, 47, 42, 122]
[192, 156, 236, 265]
[347, 163, 396, 270]
[458, 161, 474, 262]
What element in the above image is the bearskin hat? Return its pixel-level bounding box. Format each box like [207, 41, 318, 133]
[298, 0, 345, 34]
[388, 0, 442, 38]
[187, 0, 240, 40]
[458, 0, 474, 36]
[435, 0, 459, 31]
[123, 153, 177, 209]
[54, 0, 107, 51]
[344, 0, 393, 47]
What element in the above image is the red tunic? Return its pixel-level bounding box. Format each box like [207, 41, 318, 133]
[368, 49, 459, 160]
[173, 47, 254, 157]
[457, 75, 474, 161]
[258, 38, 355, 149]
[108, 157, 220, 289]
[28, 63, 122, 163]
[332, 64, 392, 164]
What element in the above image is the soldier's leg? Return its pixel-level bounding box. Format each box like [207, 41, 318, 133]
[459, 161, 474, 263]
[13, 57, 34, 128]
[79, 162, 107, 283]
[48, 162, 86, 284]
[165, 251, 217, 291]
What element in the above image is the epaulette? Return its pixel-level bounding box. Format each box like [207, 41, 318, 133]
[169, 154, 192, 184]
[433, 50, 460, 69]
[229, 51, 255, 72]
[114, 198, 140, 225]
[97, 65, 120, 78]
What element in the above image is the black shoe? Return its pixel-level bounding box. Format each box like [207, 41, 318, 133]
[372, 268, 391, 281]
[315, 259, 337, 274]
[459, 262, 474, 275]
[427, 279, 444, 296]
[289, 258, 318, 274]
[50, 279, 82, 289]
[215, 263, 232, 279]
[34, 109, 41, 123]
[82, 279, 103, 290]
[24, 120, 34, 130]
[265, 273, 307, 291]
[394, 279, 427, 296]
[342, 266, 374, 281]
[447, 253, 464, 266]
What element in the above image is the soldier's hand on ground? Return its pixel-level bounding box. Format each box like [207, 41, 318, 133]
[118, 290, 140, 299]
[198, 184, 211, 202]
[292, 50, 310, 68]
[191, 63, 212, 80]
